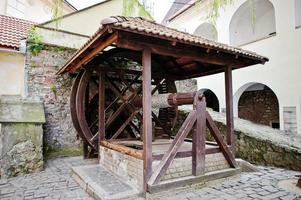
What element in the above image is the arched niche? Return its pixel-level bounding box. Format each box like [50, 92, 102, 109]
[199, 88, 220, 112]
[229, 0, 276, 46]
[236, 83, 279, 128]
[194, 23, 218, 41]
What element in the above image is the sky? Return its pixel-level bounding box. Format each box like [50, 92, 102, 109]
[67, 0, 173, 22]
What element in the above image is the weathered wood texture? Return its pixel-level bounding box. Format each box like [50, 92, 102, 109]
[142, 49, 153, 192]
[225, 66, 235, 152]
[192, 94, 206, 176]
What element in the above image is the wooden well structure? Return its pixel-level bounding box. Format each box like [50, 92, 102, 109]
[57, 16, 268, 193]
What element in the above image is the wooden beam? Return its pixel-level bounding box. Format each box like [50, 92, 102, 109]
[192, 95, 206, 176]
[98, 72, 106, 142]
[69, 33, 118, 73]
[100, 141, 143, 160]
[111, 111, 139, 139]
[206, 112, 237, 168]
[142, 48, 152, 192]
[152, 147, 221, 160]
[225, 66, 235, 152]
[117, 32, 250, 68]
[148, 111, 197, 185]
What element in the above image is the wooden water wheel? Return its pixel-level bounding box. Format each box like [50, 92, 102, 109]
[70, 49, 178, 156]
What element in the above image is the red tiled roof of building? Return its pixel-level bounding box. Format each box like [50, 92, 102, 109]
[0, 15, 35, 50]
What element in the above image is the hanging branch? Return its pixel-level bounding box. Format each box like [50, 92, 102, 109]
[206, 0, 256, 30]
[52, 0, 63, 30]
[122, 0, 153, 20]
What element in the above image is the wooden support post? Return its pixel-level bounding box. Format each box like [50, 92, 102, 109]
[142, 49, 152, 192]
[192, 95, 206, 176]
[98, 72, 106, 143]
[225, 66, 235, 153]
[83, 141, 89, 159]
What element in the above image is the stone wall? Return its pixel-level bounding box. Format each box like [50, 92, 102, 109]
[0, 96, 45, 178]
[209, 111, 301, 171]
[25, 46, 79, 150]
[238, 89, 279, 128]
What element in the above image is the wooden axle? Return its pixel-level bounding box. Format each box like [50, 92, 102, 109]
[132, 92, 204, 108]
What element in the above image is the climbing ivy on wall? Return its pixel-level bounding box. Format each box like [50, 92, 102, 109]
[52, 0, 63, 29]
[27, 27, 44, 56]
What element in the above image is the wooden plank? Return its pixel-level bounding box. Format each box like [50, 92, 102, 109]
[148, 111, 197, 185]
[100, 141, 143, 160]
[225, 66, 235, 152]
[206, 112, 237, 168]
[192, 96, 206, 176]
[142, 49, 153, 192]
[69, 33, 118, 73]
[117, 31, 249, 68]
[148, 168, 241, 194]
[152, 147, 220, 160]
[98, 72, 106, 142]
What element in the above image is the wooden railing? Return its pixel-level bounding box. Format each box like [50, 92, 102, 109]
[147, 91, 237, 186]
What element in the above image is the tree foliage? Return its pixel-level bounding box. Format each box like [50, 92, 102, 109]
[122, 0, 153, 19]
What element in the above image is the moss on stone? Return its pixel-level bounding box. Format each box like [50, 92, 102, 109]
[45, 146, 83, 160]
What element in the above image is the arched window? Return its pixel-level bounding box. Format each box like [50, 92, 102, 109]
[296, 0, 301, 27]
[229, 0, 276, 46]
[194, 23, 218, 41]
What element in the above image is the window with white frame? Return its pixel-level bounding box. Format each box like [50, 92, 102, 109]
[6, 0, 26, 19]
[229, 0, 276, 46]
[296, 0, 301, 27]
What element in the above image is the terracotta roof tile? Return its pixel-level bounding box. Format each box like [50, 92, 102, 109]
[58, 16, 268, 74]
[105, 16, 268, 61]
[0, 15, 35, 49]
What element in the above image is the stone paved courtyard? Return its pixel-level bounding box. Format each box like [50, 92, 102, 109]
[0, 156, 300, 200]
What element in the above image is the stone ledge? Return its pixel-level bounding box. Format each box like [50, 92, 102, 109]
[0, 95, 45, 123]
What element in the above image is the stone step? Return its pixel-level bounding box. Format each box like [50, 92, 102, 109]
[147, 168, 241, 194]
[72, 164, 142, 200]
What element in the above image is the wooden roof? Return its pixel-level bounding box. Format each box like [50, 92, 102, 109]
[57, 16, 268, 79]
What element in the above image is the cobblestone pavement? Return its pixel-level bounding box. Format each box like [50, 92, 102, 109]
[0, 156, 300, 200]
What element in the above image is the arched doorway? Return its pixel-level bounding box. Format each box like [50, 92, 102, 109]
[229, 0, 276, 46]
[201, 89, 220, 112]
[238, 83, 279, 128]
[193, 23, 218, 41]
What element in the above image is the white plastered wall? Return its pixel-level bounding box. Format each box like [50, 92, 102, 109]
[167, 0, 301, 134]
[0, 51, 25, 96]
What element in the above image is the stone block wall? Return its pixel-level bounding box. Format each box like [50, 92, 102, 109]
[209, 110, 301, 171]
[99, 146, 144, 191]
[238, 89, 279, 128]
[25, 46, 79, 150]
[0, 96, 45, 178]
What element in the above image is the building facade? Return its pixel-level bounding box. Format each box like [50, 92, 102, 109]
[0, 0, 75, 23]
[166, 0, 301, 135]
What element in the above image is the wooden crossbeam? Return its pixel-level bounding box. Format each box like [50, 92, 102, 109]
[148, 110, 197, 185]
[111, 110, 139, 139]
[69, 33, 118, 73]
[152, 147, 221, 160]
[206, 112, 237, 168]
